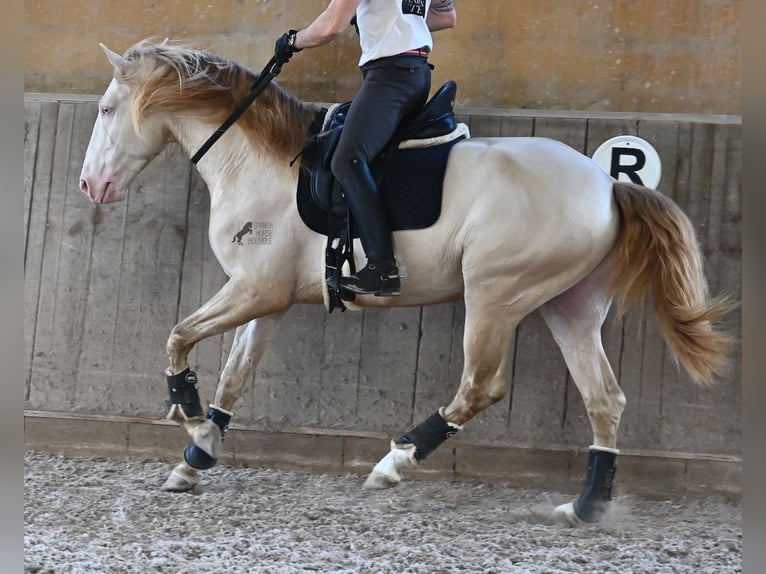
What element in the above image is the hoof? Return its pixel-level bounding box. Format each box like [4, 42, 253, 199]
[363, 470, 401, 490]
[552, 501, 584, 526]
[363, 444, 416, 489]
[190, 419, 223, 458]
[552, 499, 611, 526]
[162, 462, 200, 492]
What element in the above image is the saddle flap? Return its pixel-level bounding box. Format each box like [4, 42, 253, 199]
[300, 102, 350, 170]
[303, 126, 342, 170]
[310, 169, 345, 215]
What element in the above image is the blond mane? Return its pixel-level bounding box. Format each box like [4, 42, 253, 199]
[121, 39, 319, 161]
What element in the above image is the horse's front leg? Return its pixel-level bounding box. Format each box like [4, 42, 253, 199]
[160, 279, 289, 486]
[163, 312, 286, 491]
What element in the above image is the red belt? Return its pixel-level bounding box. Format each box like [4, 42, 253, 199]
[400, 47, 430, 57]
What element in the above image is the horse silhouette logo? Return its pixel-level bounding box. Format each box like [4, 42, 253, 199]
[232, 222, 253, 245]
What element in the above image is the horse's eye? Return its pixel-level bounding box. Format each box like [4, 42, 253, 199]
[100, 106, 112, 117]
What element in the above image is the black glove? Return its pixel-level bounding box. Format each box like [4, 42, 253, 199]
[275, 29, 302, 65]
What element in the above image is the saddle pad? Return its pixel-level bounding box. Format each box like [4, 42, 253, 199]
[296, 136, 463, 237]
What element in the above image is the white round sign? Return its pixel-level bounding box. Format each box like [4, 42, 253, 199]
[592, 135, 662, 189]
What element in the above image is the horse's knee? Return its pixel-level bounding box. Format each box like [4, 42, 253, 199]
[166, 326, 191, 364]
[469, 373, 507, 413]
[166, 327, 182, 354]
[444, 374, 507, 424]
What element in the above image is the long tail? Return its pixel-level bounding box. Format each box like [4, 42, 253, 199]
[608, 182, 737, 385]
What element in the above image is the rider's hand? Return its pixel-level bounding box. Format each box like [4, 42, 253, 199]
[275, 30, 302, 65]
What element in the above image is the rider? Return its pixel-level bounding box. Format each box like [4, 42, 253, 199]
[275, 0, 457, 296]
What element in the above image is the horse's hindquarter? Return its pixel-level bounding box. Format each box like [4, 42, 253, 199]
[427, 137, 620, 309]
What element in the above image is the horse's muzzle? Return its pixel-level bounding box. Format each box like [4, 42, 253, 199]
[79, 174, 118, 204]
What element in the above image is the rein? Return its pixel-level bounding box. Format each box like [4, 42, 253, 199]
[190, 56, 284, 165]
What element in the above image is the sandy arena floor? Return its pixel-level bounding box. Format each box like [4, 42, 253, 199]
[24, 451, 741, 573]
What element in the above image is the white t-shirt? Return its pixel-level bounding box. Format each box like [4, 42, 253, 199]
[356, 0, 434, 66]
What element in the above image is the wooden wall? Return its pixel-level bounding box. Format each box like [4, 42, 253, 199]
[24, 94, 741, 464]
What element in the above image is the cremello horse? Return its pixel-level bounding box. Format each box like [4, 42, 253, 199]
[79, 40, 734, 523]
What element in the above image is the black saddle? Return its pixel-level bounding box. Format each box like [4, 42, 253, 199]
[295, 81, 467, 312]
[299, 80, 459, 216]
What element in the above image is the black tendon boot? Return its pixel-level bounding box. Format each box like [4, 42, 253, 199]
[337, 158, 401, 296]
[572, 446, 618, 523]
[394, 409, 463, 462]
[183, 405, 232, 470]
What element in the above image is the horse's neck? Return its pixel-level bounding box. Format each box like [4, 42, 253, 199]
[168, 116, 294, 202]
[166, 114, 322, 292]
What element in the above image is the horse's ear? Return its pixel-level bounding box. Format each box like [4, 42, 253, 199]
[99, 43, 134, 79]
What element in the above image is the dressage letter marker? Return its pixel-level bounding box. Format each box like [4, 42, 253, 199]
[592, 135, 662, 189]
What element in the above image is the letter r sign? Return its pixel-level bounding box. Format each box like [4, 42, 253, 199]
[592, 135, 662, 189]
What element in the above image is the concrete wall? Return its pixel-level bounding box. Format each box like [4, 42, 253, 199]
[23, 92, 741, 496]
[25, 0, 741, 114]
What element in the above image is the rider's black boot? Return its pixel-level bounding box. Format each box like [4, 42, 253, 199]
[338, 158, 401, 296]
[340, 256, 401, 296]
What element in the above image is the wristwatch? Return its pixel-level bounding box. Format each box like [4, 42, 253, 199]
[288, 29, 301, 52]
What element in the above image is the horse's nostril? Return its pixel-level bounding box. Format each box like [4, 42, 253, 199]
[79, 178, 90, 195]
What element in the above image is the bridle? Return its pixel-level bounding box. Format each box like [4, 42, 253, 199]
[190, 56, 284, 165]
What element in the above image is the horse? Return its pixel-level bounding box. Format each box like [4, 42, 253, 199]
[78, 39, 735, 524]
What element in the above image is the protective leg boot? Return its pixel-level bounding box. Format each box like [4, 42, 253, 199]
[572, 446, 618, 523]
[338, 158, 401, 296]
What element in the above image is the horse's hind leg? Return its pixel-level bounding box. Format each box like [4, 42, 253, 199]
[365, 289, 520, 489]
[163, 313, 285, 491]
[539, 267, 627, 524]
